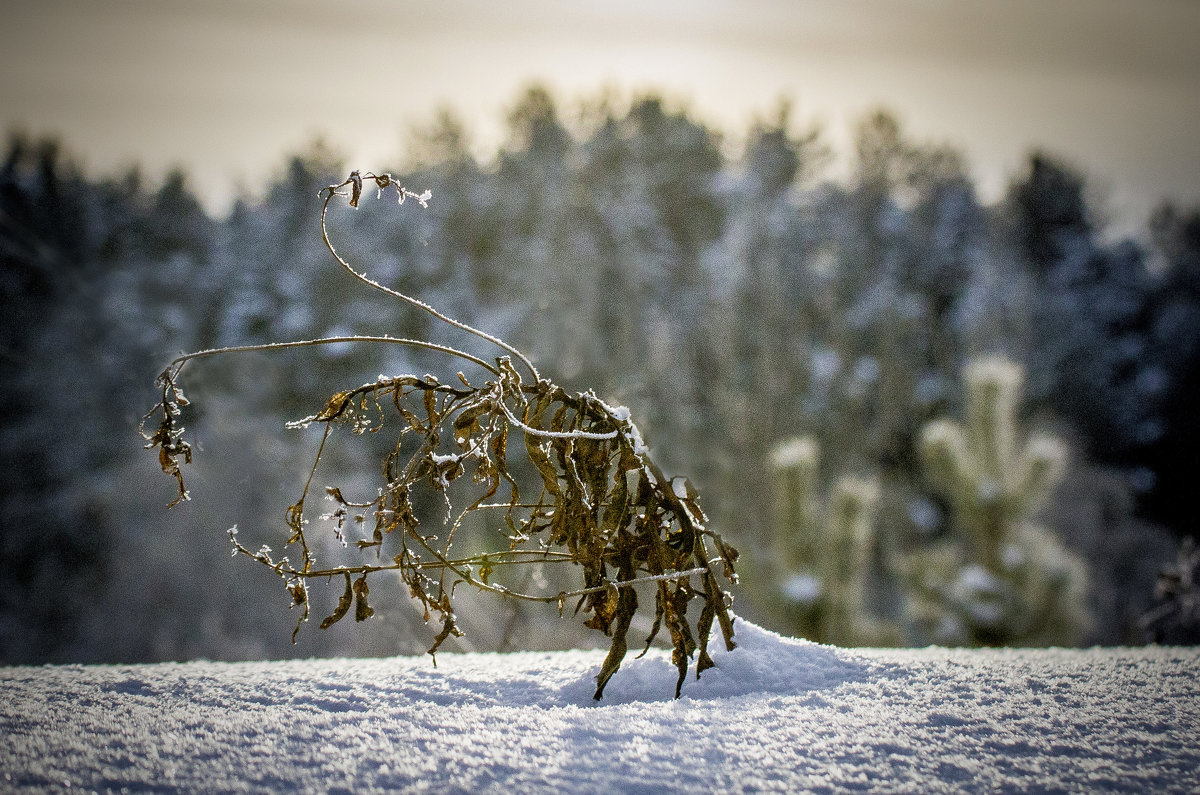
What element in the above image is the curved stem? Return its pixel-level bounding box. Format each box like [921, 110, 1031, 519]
[167, 334, 498, 380]
[286, 549, 579, 579]
[270, 542, 718, 605]
[321, 175, 541, 381]
[495, 382, 619, 440]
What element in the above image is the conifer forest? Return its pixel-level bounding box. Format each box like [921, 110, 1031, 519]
[3, 88, 1199, 665]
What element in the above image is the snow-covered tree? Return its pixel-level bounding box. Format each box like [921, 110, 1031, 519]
[911, 357, 1090, 646]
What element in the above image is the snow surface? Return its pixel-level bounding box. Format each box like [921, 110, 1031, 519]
[2, 620, 1198, 793]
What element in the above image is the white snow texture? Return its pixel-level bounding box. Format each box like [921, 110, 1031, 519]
[2, 620, 1197, 793]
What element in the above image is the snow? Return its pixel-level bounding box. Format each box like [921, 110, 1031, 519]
[2, 620, 1198, 793]
[782, 573, 822, 604]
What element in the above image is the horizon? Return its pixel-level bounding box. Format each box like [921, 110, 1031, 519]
[2, 0, 1199, 234]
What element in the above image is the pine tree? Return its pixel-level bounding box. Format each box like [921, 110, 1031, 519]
[769, 437, 893, 645]
[914, 356, 1091, 645]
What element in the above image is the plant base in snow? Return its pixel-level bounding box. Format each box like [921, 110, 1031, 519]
[142, 172, 738, 699]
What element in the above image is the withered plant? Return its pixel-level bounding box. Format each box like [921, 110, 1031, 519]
[143, 171, 738, 699]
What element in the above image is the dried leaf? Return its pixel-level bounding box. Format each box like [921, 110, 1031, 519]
[427, 603, 463, 663]
[315, 391, 355, 422]
[355, 528, 383, 550]
[526, 436, 561, 498]
[636, 588, 666, 659]
[592, 577, 637, 700]
[319, 573, 354, 629]
[714, 534, 740, 584]
[452, 400, 491, 446]
[583, 582, 618, 634]
[423, 388, 439, 427]
[353, 574, 374, 621]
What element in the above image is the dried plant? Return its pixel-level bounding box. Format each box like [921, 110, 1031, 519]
[142, 171, 738, 699]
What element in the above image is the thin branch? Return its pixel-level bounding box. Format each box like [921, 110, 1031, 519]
[262, 548, 720, 605]
[166, 335, 498, 379]
[321, 173, 540, 381]
[495, 386, 619, 440]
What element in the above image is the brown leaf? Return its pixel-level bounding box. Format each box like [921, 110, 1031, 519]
[714, 534, 740, 583]
[427, 607, 463, 663]
[314, 391, 354, 422]
[353, 574, 374, 621]
[319, 572, 354, 629]
[285, 500, 305, 545]
[592, 579, 637, 700]
[452, 400, 491, 446]
[584, 581, 619, 634]
[525, 435, 561, 498]
[423, 388, 439, 426]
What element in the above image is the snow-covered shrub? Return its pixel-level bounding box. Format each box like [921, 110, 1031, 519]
[143, 172, 738, 699]
[910, 356, 1091, 645]
[768, 436, 896, 646]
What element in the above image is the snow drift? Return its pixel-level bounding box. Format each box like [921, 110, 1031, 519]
[2, 620, 1198, 793]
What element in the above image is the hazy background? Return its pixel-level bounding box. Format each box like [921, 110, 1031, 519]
[2, 0, 1199, 665]
[3, 0, 1198, 231]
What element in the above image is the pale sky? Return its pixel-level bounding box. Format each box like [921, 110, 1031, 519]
[3, 0, 1199, 232]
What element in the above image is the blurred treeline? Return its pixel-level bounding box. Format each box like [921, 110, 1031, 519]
[2, 87, 1198, 664]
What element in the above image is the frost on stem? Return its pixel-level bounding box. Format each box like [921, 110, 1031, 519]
[143, 171, 738, 700]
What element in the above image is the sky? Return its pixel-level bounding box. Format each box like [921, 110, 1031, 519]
[2, 0, 1199, 233]
[2, 620, 1198, 791]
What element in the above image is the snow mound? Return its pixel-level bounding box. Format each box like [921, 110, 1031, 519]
[246, 618, 868, 708]
[577, 619, 874, 705]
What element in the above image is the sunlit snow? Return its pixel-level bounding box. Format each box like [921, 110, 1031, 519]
[2, 620, 1197, 792]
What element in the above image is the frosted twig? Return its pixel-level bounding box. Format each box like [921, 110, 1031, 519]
[320, 172, 540, 381]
